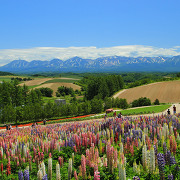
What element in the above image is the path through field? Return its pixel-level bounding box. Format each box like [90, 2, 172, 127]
[1, 103, 179, 132]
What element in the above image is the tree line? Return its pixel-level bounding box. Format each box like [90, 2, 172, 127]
[78, 75, 124, 100]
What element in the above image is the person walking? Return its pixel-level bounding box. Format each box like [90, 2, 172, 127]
[167, 109, 170, 115]
[173, 105, 176, 115]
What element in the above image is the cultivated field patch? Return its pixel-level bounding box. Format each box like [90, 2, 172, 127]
[116, 80, 180, 103]
[34, 82, 81, 96]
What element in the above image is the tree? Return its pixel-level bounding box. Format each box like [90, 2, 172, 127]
[90, 98, 103, 114]
[132, 97, 151, 107]
[39, 87, 53, 97]
[154, 99, 160, 105]
[82, 101, 91, 115]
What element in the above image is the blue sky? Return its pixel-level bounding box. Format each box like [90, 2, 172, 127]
[0, 0, 180, 64]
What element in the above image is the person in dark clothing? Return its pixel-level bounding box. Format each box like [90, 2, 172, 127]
[167, 109, 170, 115]
[173, 105, 176, 115]
[43, 119, 46, 125]
[6, 124, 8, 130]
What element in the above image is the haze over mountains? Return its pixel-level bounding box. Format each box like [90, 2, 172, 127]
[0, 55, 180, 73]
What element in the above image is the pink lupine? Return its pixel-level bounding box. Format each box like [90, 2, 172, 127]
[1, 162, 3, 174]
[81, 155, 86, 179]
[130, 145, 134, 156]
[74, 170, 78, 180]
[94, 170, 100, 180]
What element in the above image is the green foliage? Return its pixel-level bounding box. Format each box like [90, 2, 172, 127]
[39, 87, 53, 97]
[57, 86, 75, 96]
[154, 99, 160, 105]
[132, 97, 151, 107]
[83, 75, 124, 100]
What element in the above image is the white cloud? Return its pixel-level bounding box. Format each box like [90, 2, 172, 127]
[0, 45, 180, 66]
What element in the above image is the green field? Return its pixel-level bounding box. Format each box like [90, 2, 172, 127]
[108, 104, 171, 116]
[0, 77, 13, 82]
[43, 78, 79, 84]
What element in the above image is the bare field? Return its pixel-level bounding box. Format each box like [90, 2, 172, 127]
[19, 78, 53, 86]
[19, 77, 80, 86]
[115, 80, 180, 103]
[34, 82, 81, 96]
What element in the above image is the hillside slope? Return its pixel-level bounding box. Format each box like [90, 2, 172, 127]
[114, 80, 180, 103]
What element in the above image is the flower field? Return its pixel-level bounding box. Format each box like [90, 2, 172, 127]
[0, 114, 179, 180]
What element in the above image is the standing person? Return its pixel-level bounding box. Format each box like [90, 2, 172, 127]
[43, 119, 46, 125]
[173, 105, 176, 115]
[167, 109, 170, 115]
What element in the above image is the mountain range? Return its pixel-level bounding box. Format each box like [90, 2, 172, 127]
[0, 55, 180, 73]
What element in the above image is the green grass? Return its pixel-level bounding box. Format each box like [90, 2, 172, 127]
[113, 104, 171, 116]
[27, 85, 41, 89]
[43, 79, 79, 84]
[0, 77, 12, 82]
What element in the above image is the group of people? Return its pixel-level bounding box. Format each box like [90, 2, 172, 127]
[167, 105, 177, 115]
[5, 124, 12, 130]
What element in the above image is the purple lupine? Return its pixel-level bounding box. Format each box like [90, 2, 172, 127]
[168, 174, 173, 180]
[133, 176, 140, 180]
[24, 169, 29, 180]
[18, 170, 23, 180]
[157, 153, 165, 180]
[42, 174, 48, 180]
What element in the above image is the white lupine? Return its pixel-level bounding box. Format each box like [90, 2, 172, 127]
[146, 150, 150, 173]
[37, 169, 43, 180]
[68, 158, 72, 180]
[120, 143, 123, 153]
[48, 157, 52, 180]
[133, 161, 140, 175]
[142, 144, 147, 168]
[41, 162, 46, 177]
[98, 157, 103, 167]
[0, 147, 3, 156]
[144, 127, 148, 135]
[150, 147, 155, 174]
[170, 126, 174, 135]
[118, 161, 126, 180]
[72, 153, 74, 164]
[23, 145, 27, 158]
[142, 133, 146, 145]
[56, 162, 61, 180]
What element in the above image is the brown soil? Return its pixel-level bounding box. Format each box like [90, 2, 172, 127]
[19, 78, 53, 86]
[115, 80, 180, 103]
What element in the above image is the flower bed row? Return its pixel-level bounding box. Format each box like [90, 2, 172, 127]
[0, 114, 179, 179]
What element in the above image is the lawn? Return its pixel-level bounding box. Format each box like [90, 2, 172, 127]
[114, 104, 171, 116]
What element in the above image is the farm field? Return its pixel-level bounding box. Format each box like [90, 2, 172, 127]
[115, 80, 180, 103]
[34, 82, 81, 96]
[0, 114, 179, 179]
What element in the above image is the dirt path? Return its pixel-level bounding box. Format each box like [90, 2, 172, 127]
[1, 104, 179, 132]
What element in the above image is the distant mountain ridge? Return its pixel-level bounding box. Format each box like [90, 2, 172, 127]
[0, 55, 180, 73]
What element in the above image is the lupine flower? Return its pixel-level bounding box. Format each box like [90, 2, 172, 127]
[133, 176, 140, 180]
[37, 169, 43, 180]
[94, 170, 100, 180]
[48, 157, 52, 180]
[168, 174, 173, 180]
[24, 168, 29, 180]
[56, 162, 61, 180]
[74, 170, 78, 180]
[81, 155, 86, 179]
[18, 170, 23, 180]
[68, 158, 72, 180]
[157, 153, 165, 179]
[42, 174, 48, 180]
[118, 161, 126, 180]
